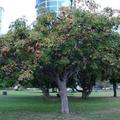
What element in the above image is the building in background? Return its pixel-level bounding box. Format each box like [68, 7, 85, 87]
[36, 0, 71, 14]
[35, 0, 91, 14]
[0, 7, 4, 35]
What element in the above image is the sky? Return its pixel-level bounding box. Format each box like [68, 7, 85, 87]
[95, 0, 120, 9]
[0, 0, 36, 34]
[0, 0, 120, 34]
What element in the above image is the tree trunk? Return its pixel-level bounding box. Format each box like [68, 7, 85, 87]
[58, 79, 69, 114]
[82, 91, 87, 99]
[113, 82, 117, 97]
[52, 87, 56, 93]
[82, 86, 93, 99]
[42, 88, 49, 97]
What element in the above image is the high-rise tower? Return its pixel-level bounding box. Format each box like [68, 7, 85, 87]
[36, 0, 71, 14]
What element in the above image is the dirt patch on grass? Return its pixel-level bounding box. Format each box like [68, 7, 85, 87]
[0, 112, 87, 120]
[0, 109, 120, 120]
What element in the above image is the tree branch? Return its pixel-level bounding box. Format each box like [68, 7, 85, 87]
[62, 63, 80, 81]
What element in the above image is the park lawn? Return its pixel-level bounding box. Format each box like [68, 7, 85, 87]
[0, 90, 120, 120]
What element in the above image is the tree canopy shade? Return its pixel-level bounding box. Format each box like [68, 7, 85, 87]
[27, 8, 120, 112]
[0, 7, 120, 113]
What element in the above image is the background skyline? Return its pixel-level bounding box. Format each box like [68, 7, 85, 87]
[0, 0, 120, 34]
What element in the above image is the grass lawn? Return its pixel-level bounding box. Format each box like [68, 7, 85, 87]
[0, 90, 120, 120]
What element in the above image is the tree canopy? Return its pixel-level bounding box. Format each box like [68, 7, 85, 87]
[0, 7, 120, 113]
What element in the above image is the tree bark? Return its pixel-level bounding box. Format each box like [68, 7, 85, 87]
[82, 91, 87, 99]
[113, 82, 117, 97]
[58, 78, 69, 113]
[41, 64, 79, 113]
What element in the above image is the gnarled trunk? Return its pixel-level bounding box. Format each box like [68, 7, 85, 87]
[81, 83, 93, 99]
[58, 78, 69, 113]
[82, 90, 92, 99]
[113, 82, 117, 97]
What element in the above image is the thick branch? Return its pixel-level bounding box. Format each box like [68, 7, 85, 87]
[62, 63, 80, 81]
[74, 87, 83, 92]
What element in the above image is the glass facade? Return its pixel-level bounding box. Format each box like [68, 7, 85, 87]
[36, 0, 71, 14]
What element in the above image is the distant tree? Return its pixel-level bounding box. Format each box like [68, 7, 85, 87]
[93, 30, 120, 97]
[33, 65, 57, 97]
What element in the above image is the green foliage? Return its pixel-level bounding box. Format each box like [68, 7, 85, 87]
[9, 17, 30, 39]
[0, 7, 120, 91]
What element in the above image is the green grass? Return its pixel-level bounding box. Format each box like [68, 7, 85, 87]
[0, 90, 120, 120]
[0, 90, 60, 112]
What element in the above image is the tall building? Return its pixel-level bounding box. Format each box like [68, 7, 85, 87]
[0, 7, 4, 35]
[36, 0, 71, 14]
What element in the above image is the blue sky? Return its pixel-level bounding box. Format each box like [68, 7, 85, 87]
[0, 0, 120, 34]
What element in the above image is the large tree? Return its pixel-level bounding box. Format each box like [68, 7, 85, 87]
[33, 8, 120, 113]
[0, 7, 120, 113]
